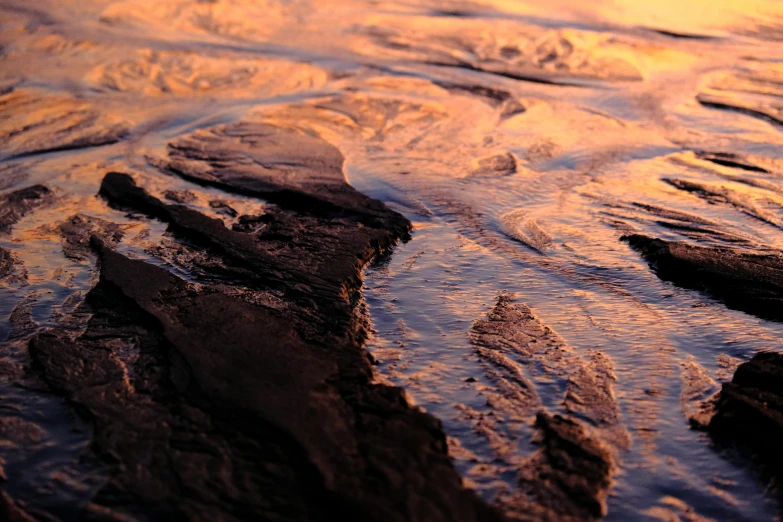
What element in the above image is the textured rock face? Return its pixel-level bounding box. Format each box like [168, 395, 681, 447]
[468, 295, 619, 521]
[0, 88, 129, 160]
[19, 122, 504, 522]
[623, 234, 783, 320]
[708, 352, 783, 485]
[0, 184, 53, 233]
[0, 247, 15, 281]
[520, 414, 614, 522]
[160, 122, 409, 230]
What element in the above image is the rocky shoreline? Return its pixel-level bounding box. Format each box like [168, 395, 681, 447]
[1, 124, 503, 521]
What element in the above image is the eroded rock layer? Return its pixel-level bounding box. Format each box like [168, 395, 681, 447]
[13, 124, 503, 522]
[623, 234, 783, 321]
[707, 352, 783, 502]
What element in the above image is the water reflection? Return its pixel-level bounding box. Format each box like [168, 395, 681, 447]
[2, 0, 783, 519]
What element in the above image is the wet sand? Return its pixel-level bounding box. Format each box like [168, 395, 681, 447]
[2, 0, 783, 520]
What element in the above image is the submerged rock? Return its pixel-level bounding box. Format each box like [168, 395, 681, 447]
[623, 234, 783, 321]
[162, 189, 197, 204]
[0, 491, 36, 522]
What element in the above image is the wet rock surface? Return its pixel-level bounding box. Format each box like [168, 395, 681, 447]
[470, 294, 626, 446]
[30, 244, 499, 521]
[0, 88, 128, 160]
[707, 352, 783, 501]
[159, 122, 408, 231]
[623, 234, 783, 321]
[461, 294, 621, 520]
[58, 214, 125, 260]
[0, 184, 53, 233]
[4, 1, 783, 520]
[512, 413, 614, 522]
[0, 247, 16, 281]
[8, 124, 502, 521]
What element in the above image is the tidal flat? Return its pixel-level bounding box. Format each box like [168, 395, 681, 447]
[2, 1, 783, 520]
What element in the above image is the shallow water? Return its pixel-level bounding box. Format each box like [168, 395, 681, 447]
[2, 0, 783, 519]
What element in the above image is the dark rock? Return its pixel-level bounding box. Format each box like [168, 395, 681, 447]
[467, 295, 623, 520]
[708, 352, 783, 501]
[0, 246, 15, 280]
[28, 234, 502, 522]
[510, 413, 614, 522]
[7, 292, 38, 341]
[709, 351, 783, 439]
[694, 151, 770, 173]
[98, 172, 407, 330]
[662, 178, 782, 228]
[623, 234, 783, 320]
[208, 199, 238, 217]
[471, 152, 517, 177]
[470, 294, 625, 441]
[697, 93, 783, 128]
[0, 88, 128, 160]
[433, 81, 512, 107]
[231, 214, 270, 233]
[163, 189, 197, 204]
[21, 121, 501, 521]
[161, 121, 410, 232]
[0, 184, 53, 233]
[0, 491, 36, 522]
[59, 214, 124, 260]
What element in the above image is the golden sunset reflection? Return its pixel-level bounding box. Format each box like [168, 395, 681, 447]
[2, 0, 783, 521]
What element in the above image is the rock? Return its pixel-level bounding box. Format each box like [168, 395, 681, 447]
[708, 352, 783, 468]
[163, 189, 197, 204]
[504, 413, 615, 522]
[0, 87, 128, 160]
[0, 491, 36, 522]
[0, 247, 15, 280]
[704, 352, 783, 509]
[662, 178, 783, 229]
[434, 81, 512, 107]
[467, 295, 623, 521]
[98, 172, 402, 323]
[20, 123, 501, 521]
[231, 214, 269, 233]
[58, 214, 124, 260]
[471, 152, 518, 177]
[0, 184, 53, 233]
[694, 151, 770, 174]
[623, 234, 783, 321]
[160, 121, 410, 231]
[470, 294, 625, 443]
[7, 292, 38, 341]
[28, 233, 502, 522]
[208, 199, 238, 217]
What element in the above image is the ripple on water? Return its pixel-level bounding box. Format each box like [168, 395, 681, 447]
[3, 0, 783, 519]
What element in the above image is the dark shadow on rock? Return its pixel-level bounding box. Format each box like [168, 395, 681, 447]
[622, 234, 783, 321]
[0, 184, 53, 233]
[18, 140, 502, 520]
[706, 352, 783, 511]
